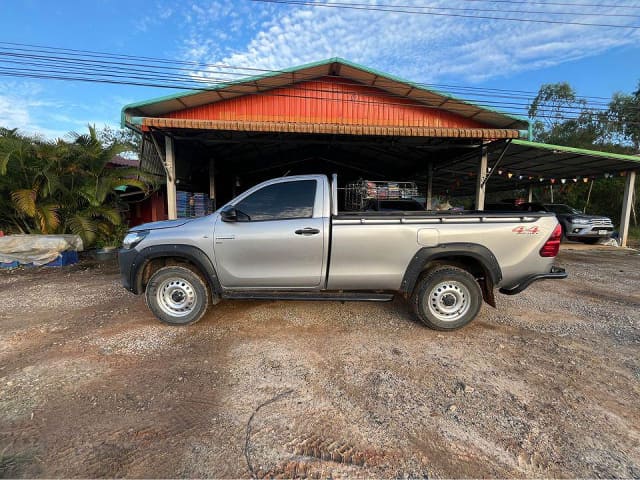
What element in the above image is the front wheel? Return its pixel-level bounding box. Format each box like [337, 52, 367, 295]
[145, 266, 210, 325]
[411, 266, 482, 330]
[580, 238, 600, 244]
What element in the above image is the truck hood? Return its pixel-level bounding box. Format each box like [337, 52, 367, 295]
[566, 214, 611, 221]
[130, 218, 195, 231]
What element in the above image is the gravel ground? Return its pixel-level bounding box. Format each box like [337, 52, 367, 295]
[0, 246, 638, 478]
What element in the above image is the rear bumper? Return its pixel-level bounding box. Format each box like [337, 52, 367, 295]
[499, 266, 567, 295]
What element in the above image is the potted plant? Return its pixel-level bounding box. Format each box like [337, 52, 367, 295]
[94, 223, 128, 261]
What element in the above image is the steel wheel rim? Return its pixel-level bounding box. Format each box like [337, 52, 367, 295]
[157, 277, 197, 317]
[426, 280, 471, 322]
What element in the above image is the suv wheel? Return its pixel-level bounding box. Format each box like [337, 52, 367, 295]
[411, 266, 482, 330]
[145, 266, 210, 325]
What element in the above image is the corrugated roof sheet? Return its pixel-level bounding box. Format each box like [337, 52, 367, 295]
[122, 58, 528, 131]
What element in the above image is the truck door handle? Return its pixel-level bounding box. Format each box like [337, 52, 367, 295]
[295, 228, 320, 236]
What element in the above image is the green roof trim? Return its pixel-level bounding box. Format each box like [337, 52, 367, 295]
[513, 139, 640, 164]
[121, 57, 527, 129]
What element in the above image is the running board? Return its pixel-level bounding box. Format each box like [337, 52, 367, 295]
[222, 290, 395, 302]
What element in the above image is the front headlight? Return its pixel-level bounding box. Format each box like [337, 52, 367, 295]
[122, 230, 149, 249]
[572, 218, 589, 225]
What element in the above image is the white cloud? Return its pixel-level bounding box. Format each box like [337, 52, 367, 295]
[178, 0, 640, 85]
[0, 81, 119, 140]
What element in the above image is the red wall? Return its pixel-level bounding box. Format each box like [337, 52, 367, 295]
[128, 189, 167, 227]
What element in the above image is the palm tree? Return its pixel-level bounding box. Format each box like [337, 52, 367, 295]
[62, 126, 152, 246]
[0, 125, 154, 247]
[0, 129, 61, 234]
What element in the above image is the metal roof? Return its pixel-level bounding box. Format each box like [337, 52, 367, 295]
[431, 139, 640, 196]
[122, 58, 528, 130]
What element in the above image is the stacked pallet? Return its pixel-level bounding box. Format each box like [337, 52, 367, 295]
[177, 191, 210, 218]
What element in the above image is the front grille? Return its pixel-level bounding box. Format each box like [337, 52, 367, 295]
[590, 219, 613, 226]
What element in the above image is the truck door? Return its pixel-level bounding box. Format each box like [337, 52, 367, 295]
[213, 179, 324, 288]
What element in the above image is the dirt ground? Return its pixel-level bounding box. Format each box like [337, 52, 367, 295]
[0, 246, 639, 478]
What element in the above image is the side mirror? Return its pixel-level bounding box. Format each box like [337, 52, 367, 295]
[220, 206, 238, 222]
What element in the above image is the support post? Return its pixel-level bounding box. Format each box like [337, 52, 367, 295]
[209, 158, 216, 212]
[619, 170, 636, 248]
[165, 136, 177, 220]
[475, 146, 488, 211]
[527, 184, 533, 203]
[426, 161, 433, 210]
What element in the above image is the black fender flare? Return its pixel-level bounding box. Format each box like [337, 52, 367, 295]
[400, 243, 502, 303]
[129, 244, 222, 297]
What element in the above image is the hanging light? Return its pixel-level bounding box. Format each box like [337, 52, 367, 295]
[518, 175, 524, 180]
[498, 169, 503, 175]
[507, 172, 513, 179]
[583, 177, 589, 183]
[561, 179, 566, 184]
[572, 178, 578, 183]
[550, 178, 556, 184]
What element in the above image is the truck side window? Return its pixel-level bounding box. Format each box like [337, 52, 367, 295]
[234, 180, 316, 221]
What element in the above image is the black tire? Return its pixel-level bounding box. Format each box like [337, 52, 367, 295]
[145, 265, 210, 325]
[580, 238, 600, 244]
[410, 266, 482, 331]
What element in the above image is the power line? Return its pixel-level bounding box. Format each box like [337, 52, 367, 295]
[4, 67, 639, 125]
[1, 42, 639, 124]
[252, 0, 640, 29]
[0, 52, 622, 117]
[260, 0, 640, 18]
[0, 54, 623, 115]
[459, 0, 640, 10]
[0, 41, 622, 103]
[2, 46, 634, 114]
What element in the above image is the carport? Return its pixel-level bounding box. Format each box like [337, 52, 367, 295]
[122, 58, 639, 246]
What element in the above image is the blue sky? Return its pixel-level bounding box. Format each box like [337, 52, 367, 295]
[2, 0, 640, 139]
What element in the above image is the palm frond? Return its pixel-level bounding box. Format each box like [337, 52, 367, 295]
[35, 203, 61, 233]
[97, 205, 122, 225]
[0, 147, 16, 176]
[11, 189, 37, 217]
[67, 213, 98, 246]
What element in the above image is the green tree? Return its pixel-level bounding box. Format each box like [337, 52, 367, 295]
[527, 81, 640, 226]
[527, 82, 606, 149]
[0, 125, 153, 246]
[97, 125, 141, 154]
[0, 129, 62, 234]
[605, 83, 640, 151]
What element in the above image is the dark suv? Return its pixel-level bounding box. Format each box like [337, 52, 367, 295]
[518, 203, 613, 243]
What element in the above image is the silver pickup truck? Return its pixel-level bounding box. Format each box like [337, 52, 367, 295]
[119, 174, 567, 330]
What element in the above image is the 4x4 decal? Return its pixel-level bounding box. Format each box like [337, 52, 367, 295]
[512, 226, 540, 235]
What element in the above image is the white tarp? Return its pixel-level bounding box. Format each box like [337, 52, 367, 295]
[0, 234, 84, 266]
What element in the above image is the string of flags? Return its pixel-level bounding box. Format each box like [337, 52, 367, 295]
[447, 169, 629, 190]
[487, 168, 628, 184]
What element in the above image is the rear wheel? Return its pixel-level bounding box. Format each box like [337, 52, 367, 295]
[411, 266, 482, 330]
[145, 266, 210, 325]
